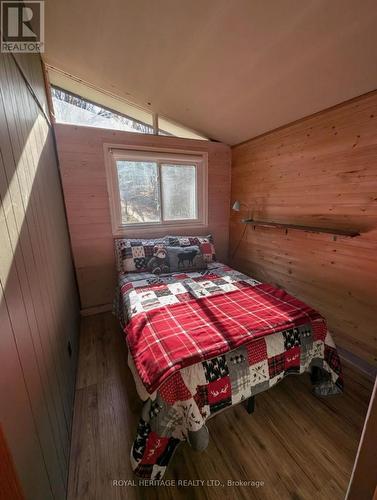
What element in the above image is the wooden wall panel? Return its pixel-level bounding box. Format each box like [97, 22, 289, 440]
[0, 54, 80, 499]
[230, 91, 377, 366]
[55, 124, 231, 310]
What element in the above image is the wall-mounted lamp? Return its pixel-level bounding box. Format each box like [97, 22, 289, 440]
[232, 200, 252, 220]
[231, 200, 251, 258]
[232, 200, 241, 211]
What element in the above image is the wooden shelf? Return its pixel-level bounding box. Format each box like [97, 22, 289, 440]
[242, 219, 360, 237]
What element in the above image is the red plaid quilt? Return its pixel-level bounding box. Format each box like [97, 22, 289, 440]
[116, 263, 343, 479]
[125, 282, 322, 393]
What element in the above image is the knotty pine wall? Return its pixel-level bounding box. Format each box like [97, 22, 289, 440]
[54, 124, 231, 311]
[230, 91, 377, 367]
[0, 54, 80, 499]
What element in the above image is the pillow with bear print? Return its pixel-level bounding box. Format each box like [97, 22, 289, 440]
[114, 238, 170, 274]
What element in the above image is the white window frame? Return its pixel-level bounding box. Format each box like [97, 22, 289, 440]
[104, 144, 208, 236]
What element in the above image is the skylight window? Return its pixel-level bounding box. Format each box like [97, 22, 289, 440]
[47, 66, 208, 140]
[51, 87, 154, 134]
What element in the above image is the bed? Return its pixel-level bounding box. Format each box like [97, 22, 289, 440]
[114, 235, 343, 480]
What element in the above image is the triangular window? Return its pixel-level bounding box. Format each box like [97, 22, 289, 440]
[48, 68, 207, 140]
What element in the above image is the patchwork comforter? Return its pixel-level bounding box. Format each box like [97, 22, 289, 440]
[116, 263, 343, 479]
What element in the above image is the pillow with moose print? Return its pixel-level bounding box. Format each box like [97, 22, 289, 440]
[114, 238, 170, 274]
[164, 234, 216, 263]
[166, 245, 207, 273]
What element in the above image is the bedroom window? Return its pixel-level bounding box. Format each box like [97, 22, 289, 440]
[106, 149, 208, 235]
[48, 67, 208, 139]
[51, 86, 154, 134]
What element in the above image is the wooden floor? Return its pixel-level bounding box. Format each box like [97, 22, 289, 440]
[67, 313, 373, 500]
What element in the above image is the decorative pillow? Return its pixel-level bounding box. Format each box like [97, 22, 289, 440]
[166, 245, 207, 273]
[164, 234, 216, 263]
[114, 238, 170, 274]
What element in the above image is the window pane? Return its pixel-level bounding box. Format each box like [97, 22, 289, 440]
[51, 87, 153, 134]
[161, 164, 197, 220]
[116, 161, 160, 223]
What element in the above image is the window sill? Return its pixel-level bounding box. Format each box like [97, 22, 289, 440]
[112, 222, 209, 238]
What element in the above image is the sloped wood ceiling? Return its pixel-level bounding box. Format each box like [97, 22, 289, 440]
[44, 0, 377, 145]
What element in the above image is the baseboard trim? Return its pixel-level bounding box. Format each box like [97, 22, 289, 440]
[338, 347, 377, 381]
[80, 303, 113, 317]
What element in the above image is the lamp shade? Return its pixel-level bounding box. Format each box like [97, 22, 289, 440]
[232, 200, 241, 211]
